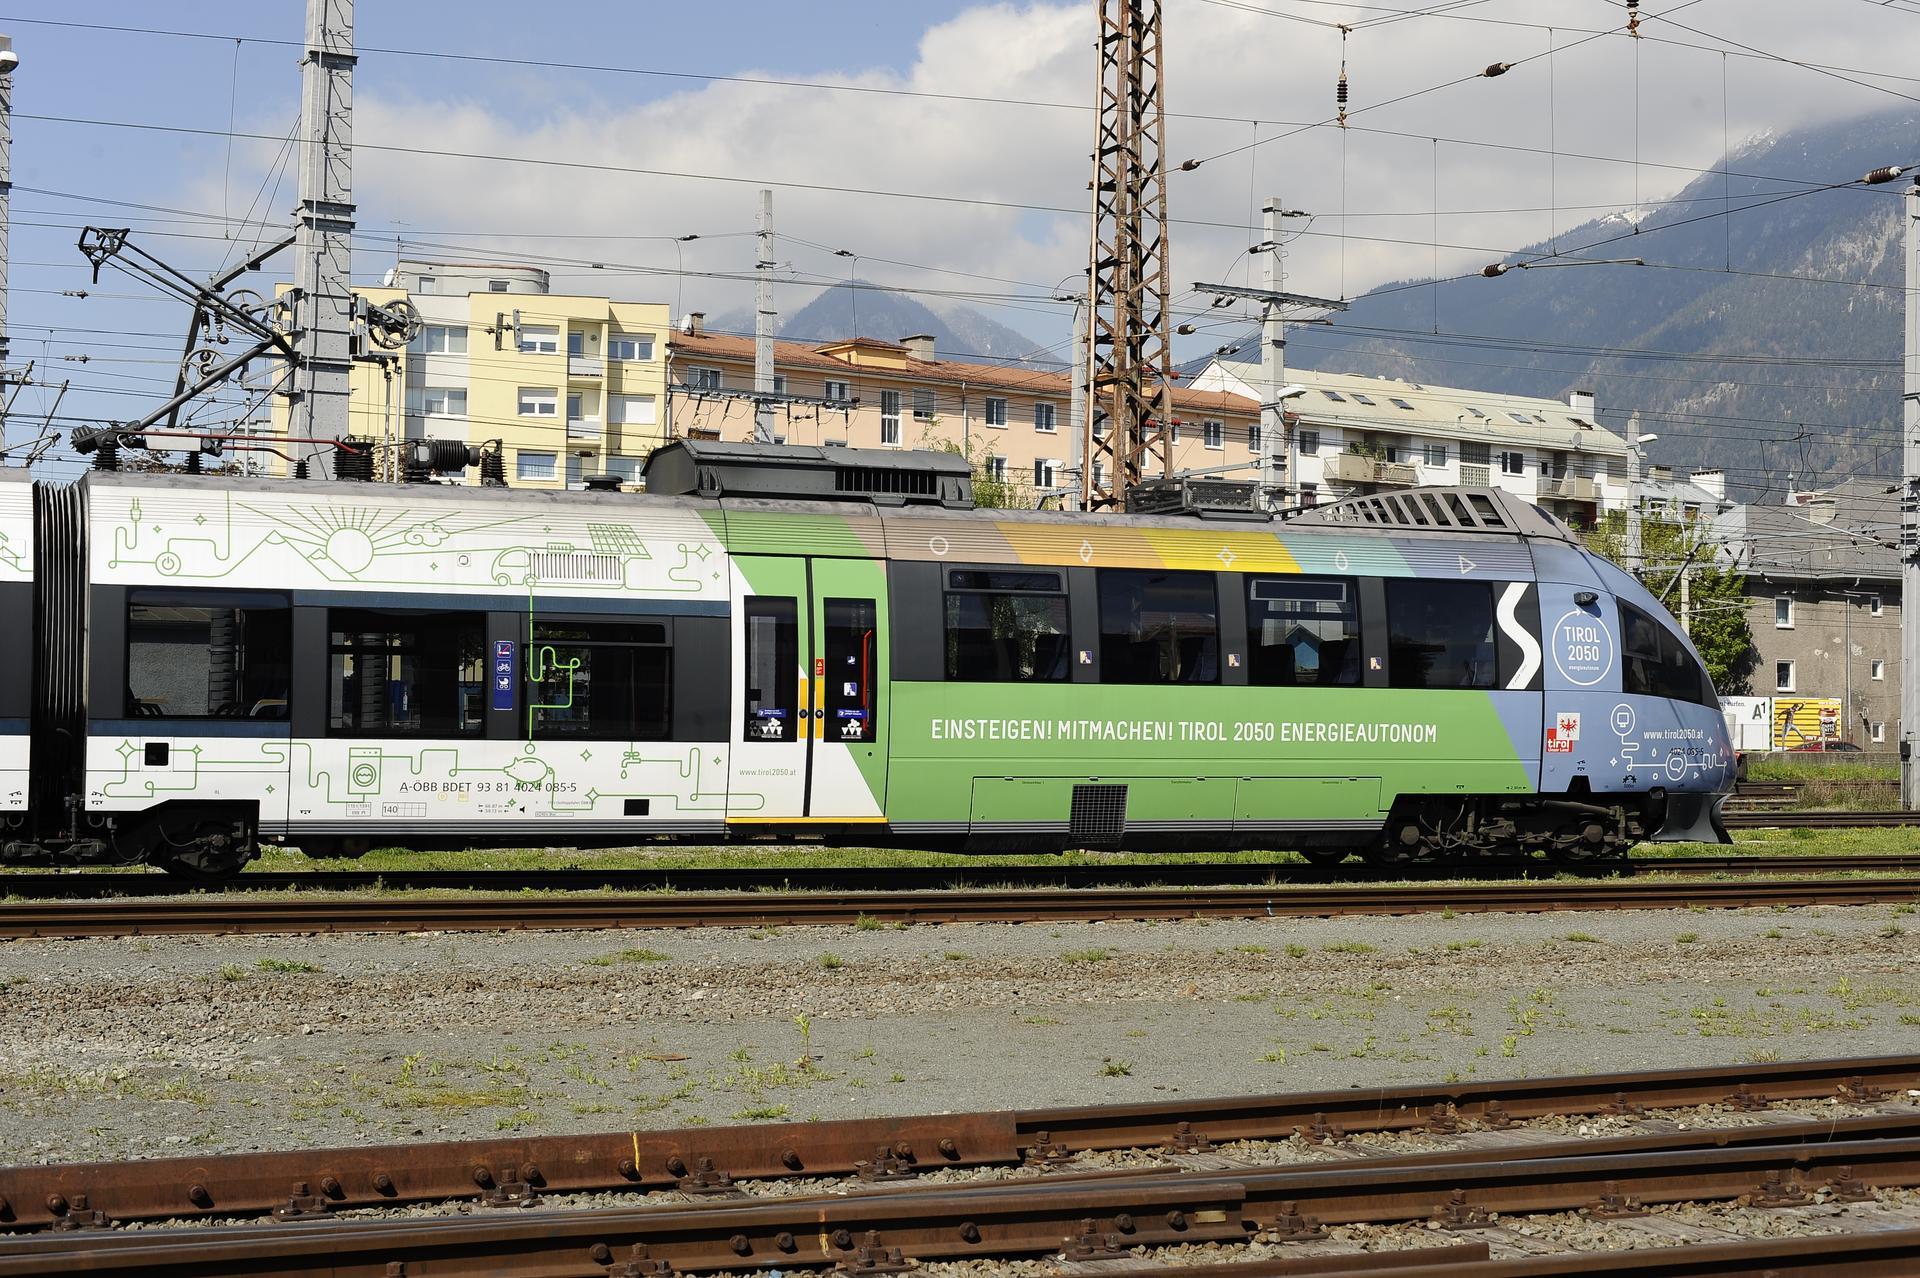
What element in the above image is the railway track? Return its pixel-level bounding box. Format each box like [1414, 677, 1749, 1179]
[0, 871, 1914, 936]
[3, 1055, 1917, 1273]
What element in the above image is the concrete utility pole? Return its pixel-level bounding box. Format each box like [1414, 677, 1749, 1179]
[753, 189, 776, 444]
[1069, 297, 1088, 508]
[1625, 411, 1645, 571]
[0, 34, 16, 454]
[1902, 178, 1920, 807]
[1260, 198, 1285, 507]
[290, 0, 356, 476]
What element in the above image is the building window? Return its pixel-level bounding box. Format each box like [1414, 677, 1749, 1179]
[985, 397, 1008, 428]
[567, 331, 586, 357]
[518, 387, 558, 417]
[516, 451, 557, 481]
[1298, 430, 1319, 455]
[1871, 594, 1884, 617]
[1872, 658, 1886, 681]
[1249, 422, 1262, 450]
[912, 387, 935, 420]
[488, 279, 509, 292]
[416, 275, 437, 294]
[1775, 660, 1795, 692]
[609, 394, 657, 426]
[1098, 569, 1219, 684]
[772, 374, 787, 396]
[607, 334, 654, 361]
[604, 457, 642, 483]
[1092, 460, 1105, 489]
[1774, 596, 1793, 629]
[1498, 451, 1526, 476]
[420, 387, 467, 418]
[1034, 402, 1058, 433]
[1387, 579, 1495, 689]
[1246, 576, 1360, 687]
[518, 324, 559, 354]
[566, 392, 585, 421]
[1389, 397, 1415, 410]
[1350, 392, 1377, 406]
[1321, 389, 1346, 402]
[943, 568, 1071, 683]
[327, 609, 485, 737]
[1168, 422, 1181, 443]
[125, 591, 291, 719]
[1461, 441, 1491, 465]
[684, 366, 722, 391]
[880, 390, 902, 445]
[421, 325, 467, 355]
[986, 455, 1008, 484]
[1872, 721, 1887, 743]
[1034, 458, 1059, 489]
[1422, 443, 1448, 466]
[527, 618, 671, 741]
[825, 379, 851, 404]
[1299, 482, 1317, 507]
[1203, 420, 1224, 450]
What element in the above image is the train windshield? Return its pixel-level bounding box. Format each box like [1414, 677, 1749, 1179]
[1619, 601, 1714, 706]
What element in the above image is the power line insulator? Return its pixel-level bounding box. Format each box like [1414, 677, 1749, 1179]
[1336, 64, 1349, 127]
[1626, 0, 1642, 37]
[1483, 62, 1513, 78]
[1863, 165, 1907, 185]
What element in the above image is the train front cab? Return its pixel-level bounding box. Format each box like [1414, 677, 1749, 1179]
[1531, 538, 1734, 844]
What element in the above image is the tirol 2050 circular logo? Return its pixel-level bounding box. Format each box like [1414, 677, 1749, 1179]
[1551, 608, 1614, 686]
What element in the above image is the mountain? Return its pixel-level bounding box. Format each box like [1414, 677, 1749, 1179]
[713, 280, 1059, 366]
[1214, 108, 1915, 500]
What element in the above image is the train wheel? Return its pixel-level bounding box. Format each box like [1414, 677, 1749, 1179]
[154, 812, 256, 881]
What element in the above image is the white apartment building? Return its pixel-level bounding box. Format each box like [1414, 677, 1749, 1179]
[1188, 360, 1632, 528]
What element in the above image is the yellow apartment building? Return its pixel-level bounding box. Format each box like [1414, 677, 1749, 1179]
[270, 261, 670, 488]
[665, 317, 1262, 502]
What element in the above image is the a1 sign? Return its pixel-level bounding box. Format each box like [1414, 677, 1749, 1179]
[814, 657, 826, 677]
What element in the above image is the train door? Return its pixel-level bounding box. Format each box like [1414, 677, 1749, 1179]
[726, 556, 889, 824]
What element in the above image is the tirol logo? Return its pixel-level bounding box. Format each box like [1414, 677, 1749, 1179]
[1551, 608, 1614, 687]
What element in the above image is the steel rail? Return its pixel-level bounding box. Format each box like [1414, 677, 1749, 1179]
[3, 1054, 1914, 1230]
[6, 852, 1920, 900]
[9, 1133, 1920, 1275]
[1, 875, 1915, 938]
[1726, 809, 1920, 828]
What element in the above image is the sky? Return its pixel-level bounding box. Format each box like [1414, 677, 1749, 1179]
[5, 0, 1920, 471]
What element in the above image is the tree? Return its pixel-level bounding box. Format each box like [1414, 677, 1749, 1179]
[1588, 509, 1755, 695]
[920, 431, 1037, 510]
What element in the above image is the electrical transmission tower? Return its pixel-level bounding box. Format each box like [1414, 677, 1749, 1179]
[1082, 0, 1176, 512]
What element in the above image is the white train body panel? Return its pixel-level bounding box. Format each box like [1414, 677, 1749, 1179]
[0, 470, 32, 813]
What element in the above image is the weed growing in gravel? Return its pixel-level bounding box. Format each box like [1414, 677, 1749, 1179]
[1425, 1007, 1474, 1036]
[1234, 944, 1269, 955]
[494, 1110, 538, 1131]
[942, 951, 967, 961]
[1746, 1049, 1780, 1063]
[1881, 923, 1905, 938]
[1763, 929, 1784, 939]
[1284, 944, 1309, 958]
[1561, 932, 1603, 944]
[1500, 1034, 1519, 1057]
[1895, 904, 1917, 915]
[1100, 1058, 1132, 1077]
[818, 953, 844, 970]
[889, 1072, 907, 1083]
[1675, 932, 1699, 944]
[1321, 941, 1378, 955]
[1021, 1015, 1064, 1026]
[1902, 1014, 1920, 1027]
[586, 948, 671, 966]
[255, 958, 322, 974]
[854, 913, 884, 931]
[735, 1104, 790, 1120]
[1262, 1047, 1287, 1063]
[1444, 939, 1483, 952]
[1061, 948, 1111, 964]
[218, 963, 247, 982]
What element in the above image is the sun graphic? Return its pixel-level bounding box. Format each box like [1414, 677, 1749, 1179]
[237, 499, 505, 581]
[324, 528, 376, 573]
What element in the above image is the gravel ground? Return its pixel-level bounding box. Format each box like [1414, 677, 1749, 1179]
[0, 901, 1914, 1163]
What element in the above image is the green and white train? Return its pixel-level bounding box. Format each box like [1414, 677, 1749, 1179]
[0, 442, 1732, 876]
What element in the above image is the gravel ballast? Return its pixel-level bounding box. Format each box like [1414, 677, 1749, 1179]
[0, 900, 1914, 1162]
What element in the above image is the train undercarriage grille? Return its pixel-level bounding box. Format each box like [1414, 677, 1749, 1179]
[1069, 784, 1127, 846]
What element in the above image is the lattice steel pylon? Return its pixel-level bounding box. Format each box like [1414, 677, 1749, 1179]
[1082, 0, 1176, 512]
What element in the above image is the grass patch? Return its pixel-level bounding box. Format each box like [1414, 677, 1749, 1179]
[1562, 932, 1603, 944]
[1675, 932, 1699, 944]
[1061, 948, 1111, 964]
[733, 1104, 791, 1120]
[1100, 1059, 1132, 1077]
[255, 958, 322, 974]
[218, 963, 248, 983]
[586, 948, 672, 966]
[1322, 941, 1379, 955]
[817, 953, 844, 970]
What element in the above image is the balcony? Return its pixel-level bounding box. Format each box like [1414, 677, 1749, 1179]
[567, 355, 602, 380]
[1324, 453, 1418, 487]
[1537, 474, 1599, 503]
[566, 416, 603, 441]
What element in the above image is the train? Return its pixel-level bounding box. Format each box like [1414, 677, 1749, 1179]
[0, 441, 1733, 877]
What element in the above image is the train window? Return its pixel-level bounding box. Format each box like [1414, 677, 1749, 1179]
[1245, 576, 1361, 687]
[743, 597, 798, 741]
[943, 568, 1070, 683]
[1386, 580, 1495, 689]
[823, 599, 880, 744]
[327, 610, 485, 736]
[1097, 569, 1219, 685]
[125, 592, 291, 719]
[1620, 601, 1713, 706]
[527, 619, 670, 741]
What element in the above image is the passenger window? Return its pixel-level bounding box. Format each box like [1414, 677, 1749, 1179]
[328, 609, 485, 735]
[1620, 601, 1711, 705]
[1097, 569, 1219, 684]
[527, 619, 670, 740]
[1246, 576, 1360, 687]
[823, 598, 879, 743]
[943, 568, 1071, 682]
[126, 591, 291, 719]
[1386, 579, 1495, 689]
[743, 597, 798, 741]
